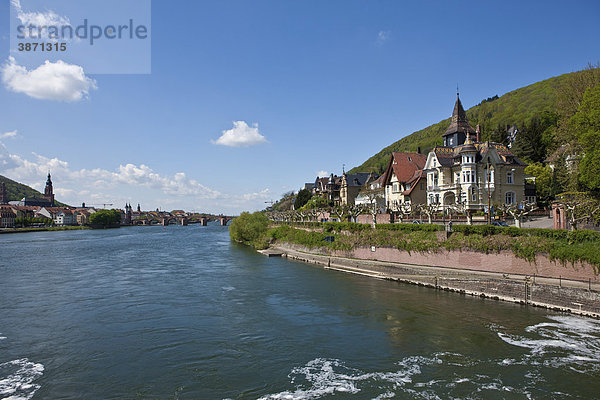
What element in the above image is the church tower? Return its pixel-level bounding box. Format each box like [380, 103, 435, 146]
[44, 172, 55, 206]
[0, 182, 7, 204]
[124, 203, 132, 225]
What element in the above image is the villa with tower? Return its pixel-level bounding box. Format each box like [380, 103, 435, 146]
[422, 93, 529, 212]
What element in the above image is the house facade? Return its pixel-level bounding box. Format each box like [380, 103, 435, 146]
[0, 206, 16, 228]
[54, 209, 76, 226]
[340, 172, 377, 205]
[423, 93, 528, 212]
[355, 175, 386, 212]
[382, 152, 427, 213]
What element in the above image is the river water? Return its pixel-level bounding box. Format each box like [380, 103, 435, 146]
[0, 225, 599, 399]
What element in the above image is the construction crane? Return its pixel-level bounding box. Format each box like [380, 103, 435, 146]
[84, 203, 114, 209]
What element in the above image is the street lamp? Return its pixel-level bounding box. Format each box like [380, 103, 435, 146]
[486, 157, 494, 224]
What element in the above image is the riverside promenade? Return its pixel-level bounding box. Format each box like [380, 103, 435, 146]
[271, 244, 600, 319]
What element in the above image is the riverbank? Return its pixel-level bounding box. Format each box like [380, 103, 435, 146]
[269, 243, 600, 319]
[0, 226, 91, 234]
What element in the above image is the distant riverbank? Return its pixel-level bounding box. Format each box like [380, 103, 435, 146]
[0, 226, 91, 234]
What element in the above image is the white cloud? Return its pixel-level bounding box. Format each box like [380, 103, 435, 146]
[11, 0, 71, 40]
[0, 130, 18, 139]
[316, 170, 329, 178]
[376, 30, 390, 46]
[241, 188, 270, 201]
[212, 121, 267, 147]
[2, 57, 97, 101]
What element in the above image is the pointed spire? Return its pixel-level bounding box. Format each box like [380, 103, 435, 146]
[444, 92, 476, 136]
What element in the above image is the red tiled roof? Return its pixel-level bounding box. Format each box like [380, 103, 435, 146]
[385, 152, 427, 184]
[402, 170, 424, 196]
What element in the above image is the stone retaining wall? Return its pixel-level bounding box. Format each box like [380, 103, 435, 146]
[274, 244, 600, 318]
[345, 246, 598, 282]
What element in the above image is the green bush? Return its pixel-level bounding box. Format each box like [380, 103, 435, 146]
[376, 223, 443, 232]
[89, 209, 121, 227]
[323, 222, 371, 233]
[229, 211, 269, 248]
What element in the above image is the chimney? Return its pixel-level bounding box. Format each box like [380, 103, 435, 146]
[476, 124, 481, 142]
[417, 147, 421, 154]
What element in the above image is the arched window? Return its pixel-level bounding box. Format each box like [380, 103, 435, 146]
[505, 191, 516, 205]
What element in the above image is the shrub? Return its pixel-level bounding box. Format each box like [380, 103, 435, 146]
[229, 211, 269, 248]
[376, 223, 443, 232]
[323, 222, 371, 233]
[89, 209, 121, 227]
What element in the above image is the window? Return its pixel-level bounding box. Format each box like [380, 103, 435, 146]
[393, 183, 399, 193]
[505, 192, 516, 205]
[420, 182, 424, 190]
[435, 194, 440, 204]
[471, 188, 477, 202]
[507, 171, 514, 184]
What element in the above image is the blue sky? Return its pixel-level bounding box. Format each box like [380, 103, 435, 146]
[0, 0, 599, 214]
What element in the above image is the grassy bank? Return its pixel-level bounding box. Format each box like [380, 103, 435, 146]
[0, 226, 91, 234]
[230, 215, 600, 271]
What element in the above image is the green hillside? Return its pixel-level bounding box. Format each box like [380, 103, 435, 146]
[350, 71, 573, 174]
[0, 174, 69, 207]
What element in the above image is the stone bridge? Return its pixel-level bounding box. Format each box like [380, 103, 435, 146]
[133, 215, 234, 226]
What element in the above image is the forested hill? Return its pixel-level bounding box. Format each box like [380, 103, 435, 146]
[0, 174, 69, 207]
[349, 71, 574, 174]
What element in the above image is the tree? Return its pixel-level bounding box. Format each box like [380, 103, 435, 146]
[89, 209, 121, 227]
[490, 123, 508, 145]
[555, 63, 600, 148]
[271, 191, 295, 212]
[524, 163, 553, 203]
[556, 192, 600, 231]
[550, 152, 571, 194]
[571, 83, 600, 194]
[330, 204, 350, 222]
[294, 189, 312, 209]
[447, 201, 473, 225]
[302, 195, 328, 210]
[499, 202, 538, 228]
[388, 201, 413, 223]
[512, 116, 548, 163]
[229, 211, 269, 246]
[358, 186, 385, 226]
[417, 203, 438, 224]
[346, 204, 367, 223]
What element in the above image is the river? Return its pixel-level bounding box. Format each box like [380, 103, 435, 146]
[1, 225, 599, 399]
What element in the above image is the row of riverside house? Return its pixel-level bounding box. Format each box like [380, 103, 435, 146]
[303, 93, 536, 223]
[0, 173, 102, 228]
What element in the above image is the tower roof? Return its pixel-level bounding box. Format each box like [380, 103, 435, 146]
[444, 93, 476, 136]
